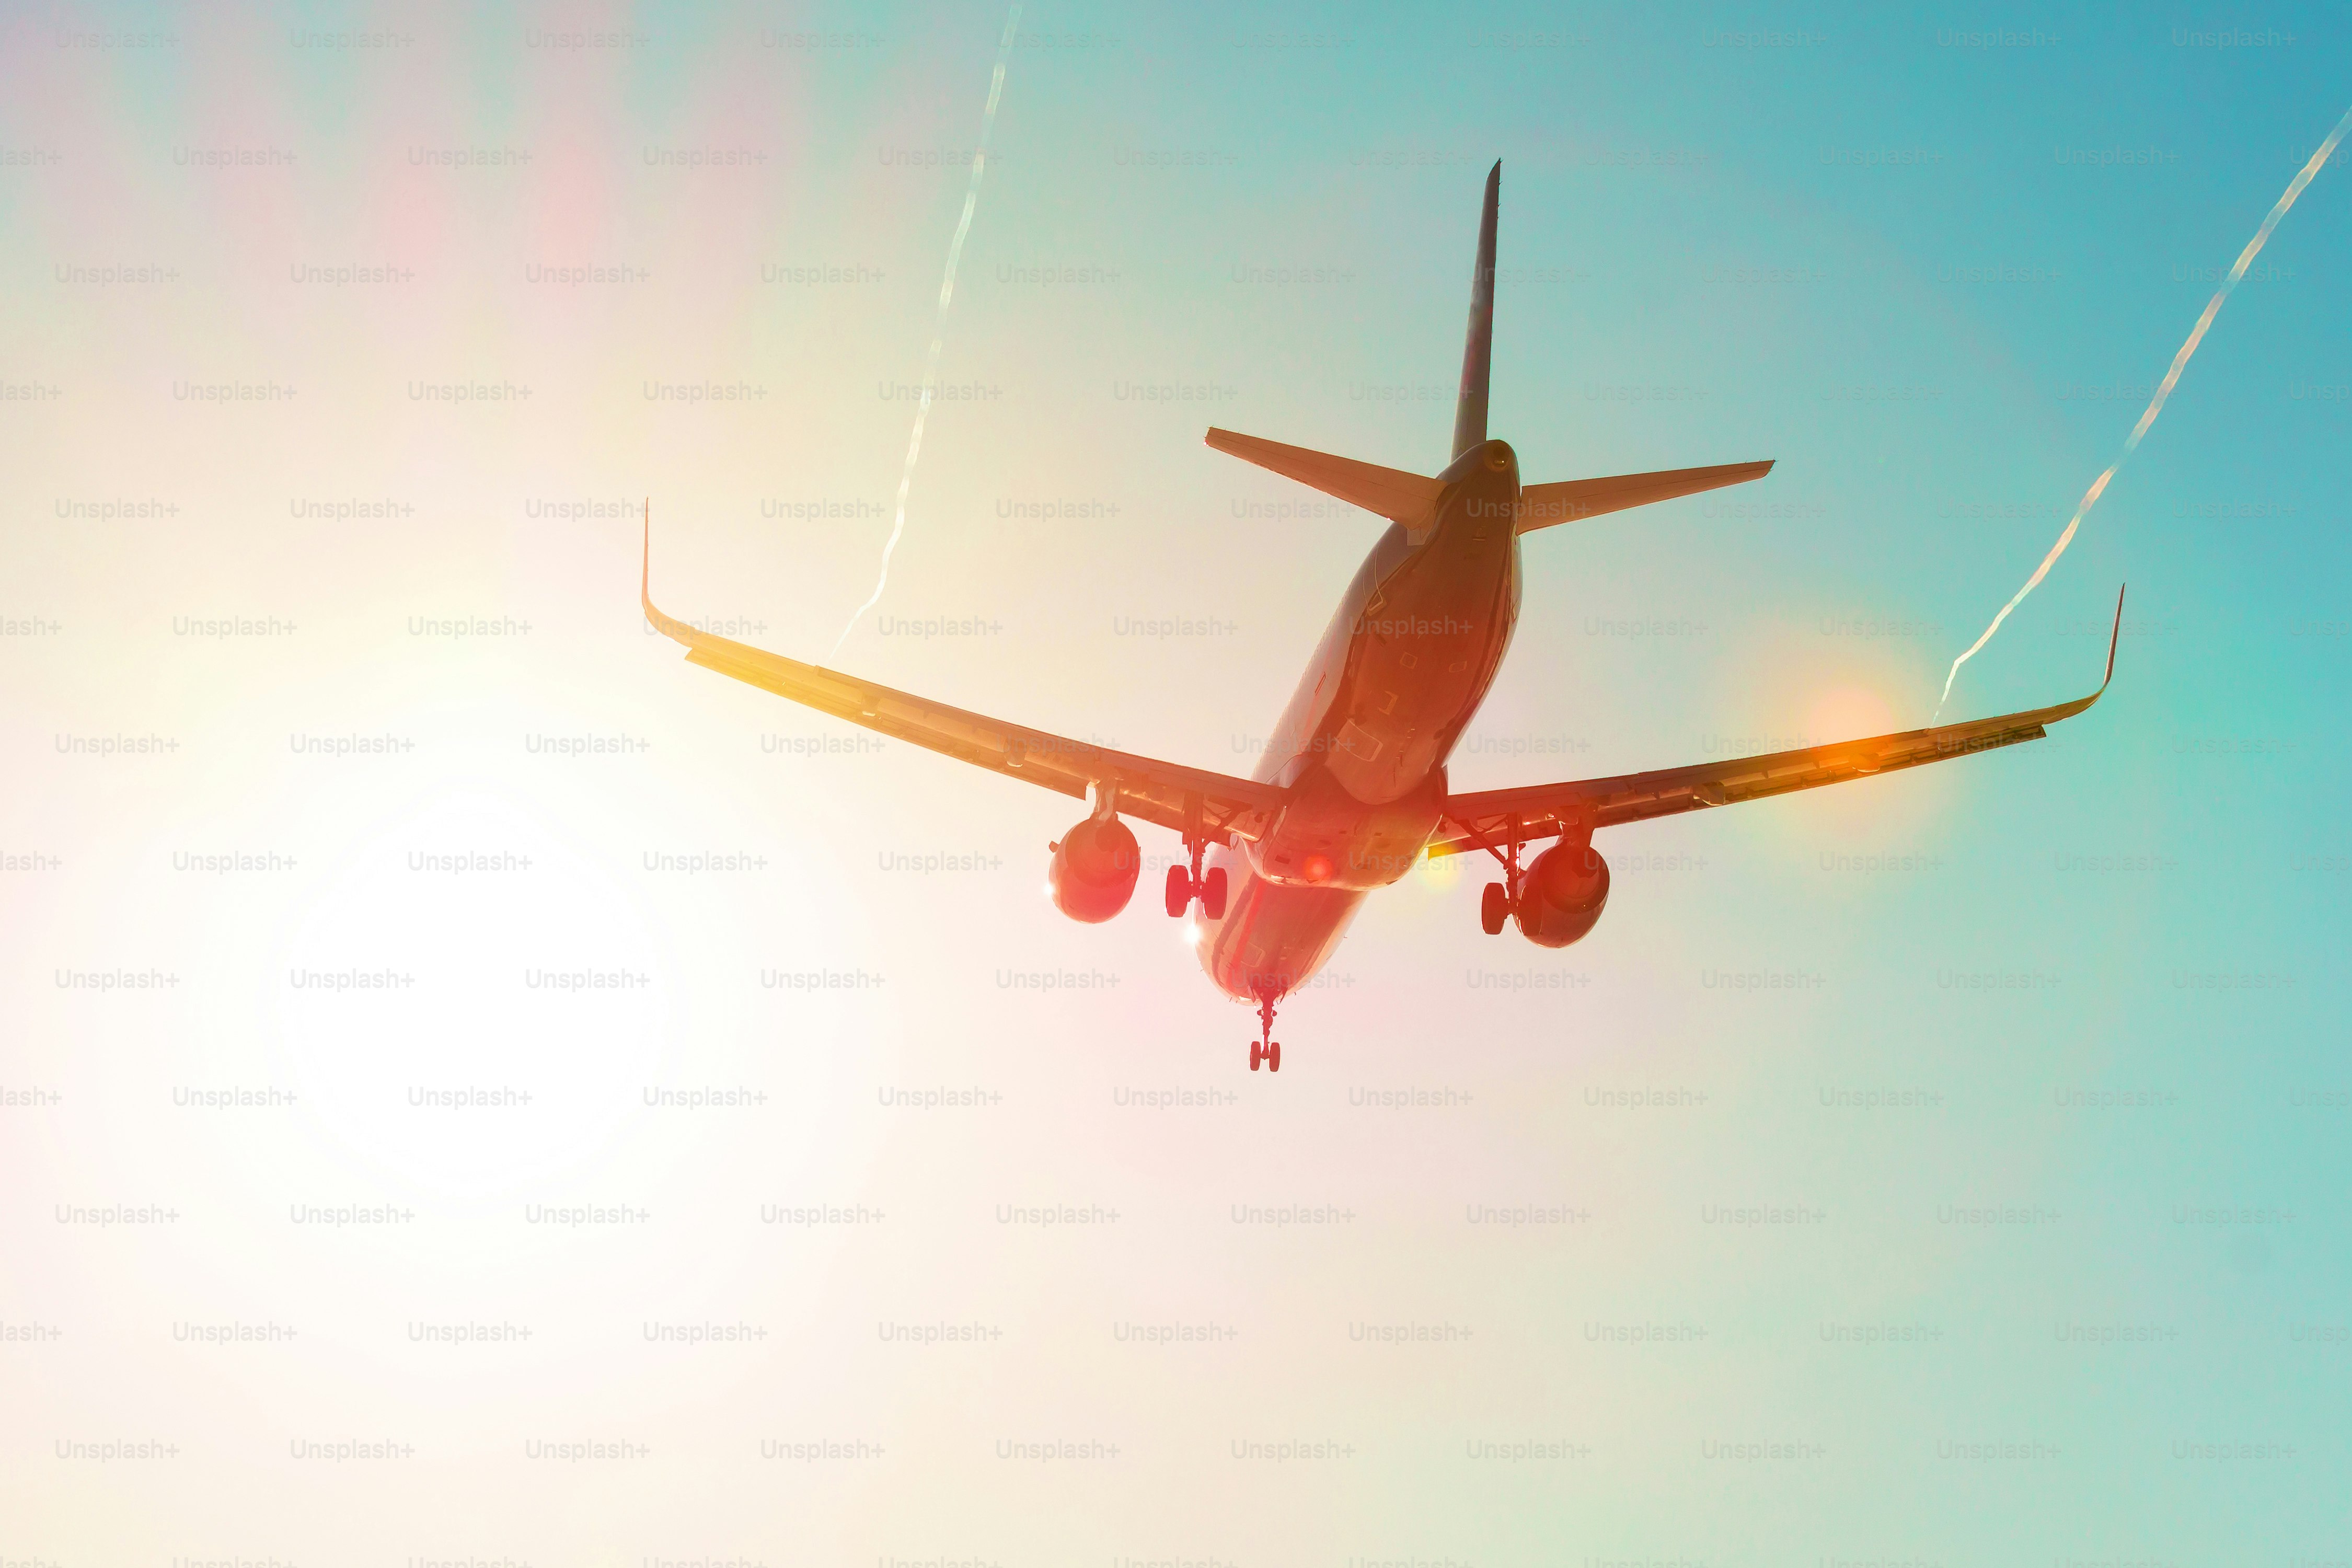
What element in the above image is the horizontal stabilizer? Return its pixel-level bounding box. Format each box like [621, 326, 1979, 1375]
[1206, 428, 1443, 525]
[1519, 460, 1773, 534]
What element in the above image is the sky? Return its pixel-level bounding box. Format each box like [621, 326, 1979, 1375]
[3, 1, 2348, 1561]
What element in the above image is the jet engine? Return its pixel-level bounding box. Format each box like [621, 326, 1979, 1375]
[1048, 816, 1142, 923]
[1515, 840, 1609, 948]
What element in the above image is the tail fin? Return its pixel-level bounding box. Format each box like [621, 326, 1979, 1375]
[1451, 160, 1500, 462]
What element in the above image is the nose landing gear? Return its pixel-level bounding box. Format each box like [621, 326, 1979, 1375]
[1248, 989, 1283, 1073]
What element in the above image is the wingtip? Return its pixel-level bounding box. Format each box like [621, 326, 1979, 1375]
[2101, 583, 2125, 694]
[640, 496, 687, 645]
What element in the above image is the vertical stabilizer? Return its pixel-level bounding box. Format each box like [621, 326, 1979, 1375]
[1450, 160, 1500, 462]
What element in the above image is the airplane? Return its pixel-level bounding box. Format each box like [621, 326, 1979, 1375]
[644, 160, 2121, 1073]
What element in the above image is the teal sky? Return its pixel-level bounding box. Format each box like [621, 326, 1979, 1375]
[2, 1, 2347, 1560]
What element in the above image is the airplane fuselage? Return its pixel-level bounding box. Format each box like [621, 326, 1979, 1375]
[1198, 440, 1524, 1004]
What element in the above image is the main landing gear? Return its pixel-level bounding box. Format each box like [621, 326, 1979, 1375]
[1249, 989, 1283, 1073]
[1163, 812, 1229, 919]
[1480, 827, 1524, 936]
[1165, 862, 1229, 919]
[1468, 809, 1570, 936]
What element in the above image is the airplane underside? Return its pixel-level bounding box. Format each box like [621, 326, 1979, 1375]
[1197, 846, 1365, 999]
[643, 159, 2118, 1073]
[1195, 848, 1366, 1073]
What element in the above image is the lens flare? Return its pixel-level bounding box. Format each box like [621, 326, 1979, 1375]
[831, 3, 1024, 659]
[1934, 101, 2352, 718]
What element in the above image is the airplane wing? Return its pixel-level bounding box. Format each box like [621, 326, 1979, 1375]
[643, 520, 1285, 848]
[1429, 588, 2124, 858]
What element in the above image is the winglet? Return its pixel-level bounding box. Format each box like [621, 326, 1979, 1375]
[641, 499, 695, 649]
[2097, 584, 2125, 698]
[2045, 583, 2125, 724]
[2025, 582, 2127, 721]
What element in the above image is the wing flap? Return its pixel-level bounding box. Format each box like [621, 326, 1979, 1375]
[1519, 460, 1774, 533]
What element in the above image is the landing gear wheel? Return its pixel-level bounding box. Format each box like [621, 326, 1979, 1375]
[1481, 881, 1510, 936]
[1249, 989, 1282, 1074]
[1165, 863, 1192, 918]
[1201, 867, 1228, 920]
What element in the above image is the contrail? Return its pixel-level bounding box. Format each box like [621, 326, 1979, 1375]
[1934, 101, 2352, 718]
[831, 2, 1022, 660]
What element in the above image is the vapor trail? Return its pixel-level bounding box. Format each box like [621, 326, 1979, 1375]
[1934, 101, 2352, 718]
[831, 3, 1022, 660]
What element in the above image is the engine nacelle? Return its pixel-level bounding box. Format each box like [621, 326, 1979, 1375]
[1048, 816, 1141, 923]
[1516, 841, 1609, 948]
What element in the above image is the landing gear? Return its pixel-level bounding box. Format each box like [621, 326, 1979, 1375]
[1463, 809, 1560, 937]
[1249, 989, 1282, 1072]
[1166, 801, 1231, 920]
[1166, 862, 1230, 919]
[1479, 837, 1523, 936]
